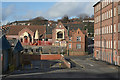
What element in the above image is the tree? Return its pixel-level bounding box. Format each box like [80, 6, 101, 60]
[77, 13, 89, 20]
[61, 15, 69, 23]
[91, 15, 94, 18]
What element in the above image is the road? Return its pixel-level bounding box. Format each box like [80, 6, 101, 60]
[2, 55, 120, 80]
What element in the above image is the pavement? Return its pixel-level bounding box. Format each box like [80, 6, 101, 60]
[2, 55, 120, 80]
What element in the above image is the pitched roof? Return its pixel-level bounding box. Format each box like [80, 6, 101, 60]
[93, 0, 101, 7]
[7, 25, 46, 35]
[0, 35, 11, 50]
[8, 39, 23, 53]
[13, 40, 23, 53]
[63, 23, 84, 30]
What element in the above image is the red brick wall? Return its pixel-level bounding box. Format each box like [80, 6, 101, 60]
[52, 22, 68, 44]
[94, 1, 120, 65]
[41, 54, 61, 60]
[67, 28, 86, 52]
[22, 54, 61, 60]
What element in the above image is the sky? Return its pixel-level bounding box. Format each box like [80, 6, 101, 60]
[1, 0, 99, 25]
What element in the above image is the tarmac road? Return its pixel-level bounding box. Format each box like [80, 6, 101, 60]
[2, 55, 120, 80]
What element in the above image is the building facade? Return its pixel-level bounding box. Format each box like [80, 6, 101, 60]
[6, 25, 52, 46]
[52, 22, 88, 55]
[94, 0, 120, 66]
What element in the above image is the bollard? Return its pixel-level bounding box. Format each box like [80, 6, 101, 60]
[22, 64, 24, 69]
[59, 63, 61, 68]
[31, 64, 33, 69]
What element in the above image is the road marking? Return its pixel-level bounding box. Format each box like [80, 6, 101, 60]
[88, 64, 94, 66]
[70, 59, 85, 69]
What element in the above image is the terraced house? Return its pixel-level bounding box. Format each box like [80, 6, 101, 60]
[93, 0, 120, 66]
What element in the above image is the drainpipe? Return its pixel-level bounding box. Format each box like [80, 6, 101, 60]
[100, 2, 102, 60]
[112, 1, 114, 64]
[67, 27, 69, 56]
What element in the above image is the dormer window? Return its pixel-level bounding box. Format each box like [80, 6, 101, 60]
[59, 25, 61, 28]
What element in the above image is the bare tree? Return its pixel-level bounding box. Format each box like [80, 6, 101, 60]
[61, 15, 69, 23]
[91, 15, 94, 18]
[77, 13, 89, 20]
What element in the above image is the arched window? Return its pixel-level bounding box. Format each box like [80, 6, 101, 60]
[57, 31, 63, 38]
[21, 38, 23, 42]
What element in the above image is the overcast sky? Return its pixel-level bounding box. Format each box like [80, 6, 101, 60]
[1, 0, 99, 25]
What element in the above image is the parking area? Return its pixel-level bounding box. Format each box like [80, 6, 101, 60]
[2, 55, 120, 79]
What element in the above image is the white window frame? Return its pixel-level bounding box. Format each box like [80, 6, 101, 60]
[76, 44, 81, 49]
[77, 36, 81, 41]
[69, 43, 71, 48]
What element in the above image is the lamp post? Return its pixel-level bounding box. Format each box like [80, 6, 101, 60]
[67, 27, 69, 56]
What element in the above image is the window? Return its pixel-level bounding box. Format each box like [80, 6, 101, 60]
[111, 25, 112, 33]
[111, 9, 112, 17]
[109, 41, 110, 48]
[76, 44, 81, 49]
[105, 26, 106, 34]
[114, 41, 116, 49]
[114, 8, 116, 16]
[69, 37, 71, 41]
[36, 49, 39, 52]
[57, 31, 63, 38]
[77, 36, 81, 41]
[69, 44, 71, 48]
[109, 10, 110, 18]
[107, 26, 108, 33]
[109, 26, 111, 33]
[111, 40, 112, 48]
[105, 12, 106, 19]
[21, 38, 23, 42]
[118, 40, 120, 49]
[107, 11, 108, 19]
[118, 23, 120, 32]
[24, 49, 28, 53]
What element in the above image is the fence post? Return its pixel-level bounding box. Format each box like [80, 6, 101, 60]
[31, 64, 33, 69]
[59, 63, 61, 68]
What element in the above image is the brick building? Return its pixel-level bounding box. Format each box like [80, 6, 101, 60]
[6, 21, 88, 55]
[93, 0, 120, 66]
[6, 25, 52, 45]
[52, 22, 88, 55]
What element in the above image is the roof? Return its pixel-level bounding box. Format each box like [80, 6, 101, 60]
[0, 35, 11, 50]
[13, 40, 23, 53]
[7, 25, 46, 35]
[83, 18, 94, 20]
[63, 23, 84, 31]
[93, 0, 101, 7]
[46, 23, 56, 34]
[8, 39, 23, 53]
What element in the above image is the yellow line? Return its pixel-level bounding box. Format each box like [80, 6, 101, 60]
[70, 59, 85, 69]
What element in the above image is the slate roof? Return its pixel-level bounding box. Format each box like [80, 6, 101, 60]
[8, 39, 23, 53]
[7, 25, 46, 35]
[0, 35, 11, 50]
[46, 24, 56, 34]
[63, 23, 84, 31]
[93, 0, 101, 7]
